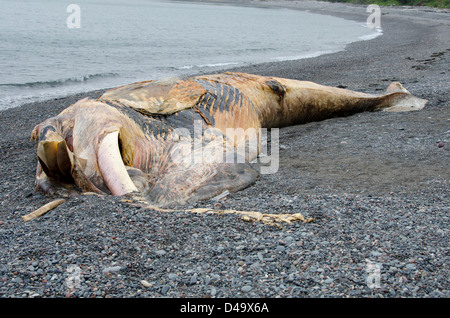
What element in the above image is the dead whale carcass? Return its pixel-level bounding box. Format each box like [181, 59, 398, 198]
[31, 72, 427, 207]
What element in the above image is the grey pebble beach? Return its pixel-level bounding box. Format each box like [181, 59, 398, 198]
[0, 1, 448, 299]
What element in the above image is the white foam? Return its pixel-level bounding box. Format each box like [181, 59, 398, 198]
[270, 50, 338, 62]
[178, 62, 239, 70]
[358, 28, 383, 41]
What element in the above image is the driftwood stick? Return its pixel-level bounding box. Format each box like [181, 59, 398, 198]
[22, 199, 66, 222]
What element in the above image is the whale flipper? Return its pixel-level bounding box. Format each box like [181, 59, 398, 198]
[145, 162, 258, 207]
[382, 82, 428, 112]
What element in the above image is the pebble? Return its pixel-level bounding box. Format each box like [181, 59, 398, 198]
[241, 286, 252, 292]
[371, 251, 382, 257]
[189, 273, 198, 285]
[141, 280, 152, 288]
[161, 285, 170, 295]
[102, 266, 122, 273]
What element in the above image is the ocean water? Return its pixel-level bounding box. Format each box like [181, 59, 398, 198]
[0, 0, 381, 110]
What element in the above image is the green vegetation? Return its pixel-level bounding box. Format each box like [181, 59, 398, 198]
[321, 0, 450, 8]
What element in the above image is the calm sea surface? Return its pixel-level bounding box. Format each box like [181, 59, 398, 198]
[0, 0, 381, 110]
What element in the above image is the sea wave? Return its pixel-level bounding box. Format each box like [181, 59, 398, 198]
[0, 73, 120, 89]
[358, 28, 383, 41]
[178, 62, 240, 70]
[270, 50, 337, 62]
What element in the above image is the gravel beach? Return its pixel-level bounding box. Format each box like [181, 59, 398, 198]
[0, 0, 448, 299]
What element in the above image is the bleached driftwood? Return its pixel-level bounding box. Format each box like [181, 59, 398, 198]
[22, 199, 66, 222]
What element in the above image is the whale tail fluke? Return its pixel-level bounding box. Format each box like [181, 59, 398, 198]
[382, 82, 428, 112]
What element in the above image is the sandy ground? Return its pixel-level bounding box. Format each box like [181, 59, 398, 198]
[0, 1, 448, 299]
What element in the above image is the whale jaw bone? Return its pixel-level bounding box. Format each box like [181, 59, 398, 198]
[97, 130, 138, 196]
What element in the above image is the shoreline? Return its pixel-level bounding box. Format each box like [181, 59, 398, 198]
[2, 1, 448, 113]
[4, 0, 450, 113]
[0, 0, 385, 113]
[1, 1, 448, 113]
[0, 0, 448, 298]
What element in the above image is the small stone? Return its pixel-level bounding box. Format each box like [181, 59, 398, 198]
[189, 273, 198, 285]
[250, 262, 260, 270]
[141, 280, 152, 288]
[241, 285, 252, 292]
[155, 250, 166, 256]
[161, 285, 170, 295]
[102, 266, 122, 273]
[168, 273, 178, 281]
[371, 251, 382, 257]
[11, 277, 22, 284]
[438, 141, 444, 148]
